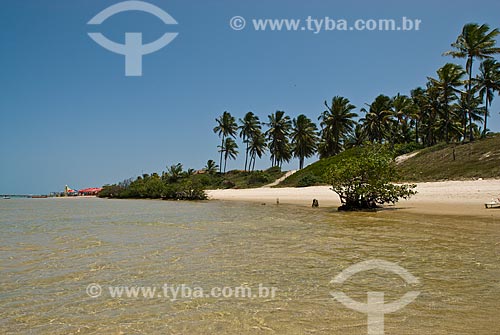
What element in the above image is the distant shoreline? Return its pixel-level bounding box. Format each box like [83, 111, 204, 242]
[21, 180, 500, 218]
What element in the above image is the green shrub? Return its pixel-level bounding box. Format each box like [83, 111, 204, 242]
[172, 181, 207, 200]
[221, 180, 236, 189]
[265, 166, 281, 175]
[99, 174, 207, 200]
[297, 174, 323, 187]
[98, 185, 125, 198]
[247, 171, 271, 185]
[194, 174, 212, 187]
[326, 146, 416, 210]
[393, 142, 424, 157]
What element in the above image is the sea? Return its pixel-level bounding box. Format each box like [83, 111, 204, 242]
[1, 197, 499, 334]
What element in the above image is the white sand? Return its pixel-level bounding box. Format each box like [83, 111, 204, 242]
[207, 179, 500, 217]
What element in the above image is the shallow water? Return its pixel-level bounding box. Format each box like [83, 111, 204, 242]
[1, 198, 499, 334]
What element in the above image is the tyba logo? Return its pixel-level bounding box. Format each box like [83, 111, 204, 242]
[88, 1, 178, 76]
[330, 259, 420, 335]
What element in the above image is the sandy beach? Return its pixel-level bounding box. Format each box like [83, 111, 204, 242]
[207, 179, 500, 217]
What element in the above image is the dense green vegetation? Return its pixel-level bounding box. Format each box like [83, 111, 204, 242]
[276, 143, 421, 188]
[98, 163, 284, 200]
[98, 165, 207, 200]
[326, 146, 416, 210]
[193, 166, 285, 189]
[277, 156, 337, 187]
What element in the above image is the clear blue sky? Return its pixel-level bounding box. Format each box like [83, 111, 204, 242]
[1, 0, 499, 194]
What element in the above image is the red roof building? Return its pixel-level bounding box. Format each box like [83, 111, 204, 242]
[78, 188, 103, 196]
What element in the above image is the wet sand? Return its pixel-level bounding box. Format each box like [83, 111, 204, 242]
[207, 179, 500, 217]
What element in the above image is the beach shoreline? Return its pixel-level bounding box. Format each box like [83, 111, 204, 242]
[207, 179, 500, 217]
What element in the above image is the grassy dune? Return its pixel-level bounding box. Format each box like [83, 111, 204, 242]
[397, 134, 500, 182]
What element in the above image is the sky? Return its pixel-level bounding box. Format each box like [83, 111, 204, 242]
[1, 0, 500, 194]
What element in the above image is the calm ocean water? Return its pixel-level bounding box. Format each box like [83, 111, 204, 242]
[1, 198, 499, 334]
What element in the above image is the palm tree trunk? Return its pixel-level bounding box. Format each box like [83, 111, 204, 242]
[444, 97, 449, 144]
[334, 134, 340, 155]
[224, 156, 227, 174]
[244, 138, 249, 172]
[467, 56, 474, 142]
[462, 110, 467, 143]
[219, 136, 225, 173]
[468, 112, 474, 141]
[299, 156, 304, 170]
[415, 120, 419, 144]
[482, 99, 489, 138]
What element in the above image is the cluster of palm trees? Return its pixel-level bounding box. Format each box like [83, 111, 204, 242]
[214, 23, 500, 172]
[213, 110, 295, 173]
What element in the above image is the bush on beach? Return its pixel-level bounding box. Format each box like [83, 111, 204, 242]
[325, 146, 417, 210]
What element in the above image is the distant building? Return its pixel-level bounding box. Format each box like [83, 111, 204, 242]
[64, 185, 78, 196]
[64, 185, 102, 196]
[78, 187, 103, 196]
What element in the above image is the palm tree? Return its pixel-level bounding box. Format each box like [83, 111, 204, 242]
[213, 111, 238, 173]
[454, 88, 485, 139]
[291, 114, 318, 169]
[360, 95, 392, 144]
[204, 159, 218, 175]
[391, 94, 416, 144]
[428, 63, 465, 143]
[248, 129, 267, 171]
[474, 59, 500, 137]
[344, 123, 367, 149]
[266, 111, 292, 167]
[219, 138, 238, 173]
[422, 82, 443, 146]
[318, 96, 357, 158]
[444, 23, 500, 141]
[411, 87, 428, 144]
[166, 163, 183, 183]
[238, 112, 261, 171]
[184, 169, 196, 177]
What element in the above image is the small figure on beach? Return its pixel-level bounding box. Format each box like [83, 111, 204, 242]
[276, 198, 280, 205]
[312, 199, 319, 208]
